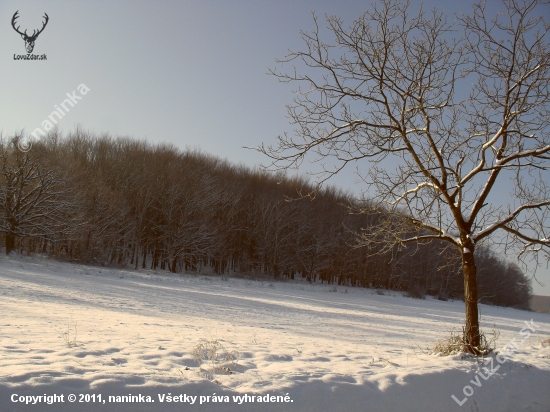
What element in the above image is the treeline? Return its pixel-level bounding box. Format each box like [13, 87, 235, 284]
[0, 130, 532, 309]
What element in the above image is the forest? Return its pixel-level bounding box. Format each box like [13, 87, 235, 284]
[0, 129, 532, 309]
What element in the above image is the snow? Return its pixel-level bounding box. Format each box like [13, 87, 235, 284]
[440, 229, 461, 245]
[1, 255, 549, 411]
[390, 182, 439, 205]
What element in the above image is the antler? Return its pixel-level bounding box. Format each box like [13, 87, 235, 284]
[11, 11, 26, 37]
[31, 13, 49, 39]
[11, 11, 49, 40]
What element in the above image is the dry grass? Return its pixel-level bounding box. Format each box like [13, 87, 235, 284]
[431, 327, 499, 356]
[56, 322, 78, 347]
[192, 339, 239, 379]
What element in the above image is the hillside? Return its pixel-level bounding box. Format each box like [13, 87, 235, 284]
[1, 255, 549, 411]
[532, 295, 550, 314]
[0, 134, 533, 309]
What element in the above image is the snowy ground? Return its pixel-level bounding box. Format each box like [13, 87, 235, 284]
[1, 255, 549, 412]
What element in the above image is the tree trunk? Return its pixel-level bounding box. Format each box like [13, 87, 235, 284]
[462, 250, 481, 353]
[170, 256, 178, 273]
[5, 232, 15, 255]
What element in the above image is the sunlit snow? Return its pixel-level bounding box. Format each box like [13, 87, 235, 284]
[1, 255, 549, 411]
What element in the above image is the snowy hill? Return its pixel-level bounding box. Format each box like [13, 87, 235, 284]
[1, 255, 549, 411]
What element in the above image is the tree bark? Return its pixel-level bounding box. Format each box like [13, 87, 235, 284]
[462, 250, 480, 353]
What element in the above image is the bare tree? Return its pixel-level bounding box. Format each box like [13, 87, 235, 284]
[259, 0, 550, 353]
[0, 134, 75, 254]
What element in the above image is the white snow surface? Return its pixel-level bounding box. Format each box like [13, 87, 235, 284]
[1, 254, 549, 411]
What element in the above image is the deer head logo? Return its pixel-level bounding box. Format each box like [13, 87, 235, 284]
[11, 11, 49, 54]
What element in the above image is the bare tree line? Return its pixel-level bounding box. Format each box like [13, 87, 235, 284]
[0, 129, 532, 309]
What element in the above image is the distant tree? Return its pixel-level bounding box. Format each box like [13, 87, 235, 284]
[260, 0, 549, 352]
[0, 134, 73, 254]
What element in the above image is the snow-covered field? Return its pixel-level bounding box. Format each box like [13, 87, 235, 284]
[1, 255, 549, 412]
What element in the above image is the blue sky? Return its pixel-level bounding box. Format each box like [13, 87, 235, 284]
[1, 0, 549, 295]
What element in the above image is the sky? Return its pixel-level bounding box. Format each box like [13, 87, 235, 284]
[1, 0, 549, 295]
